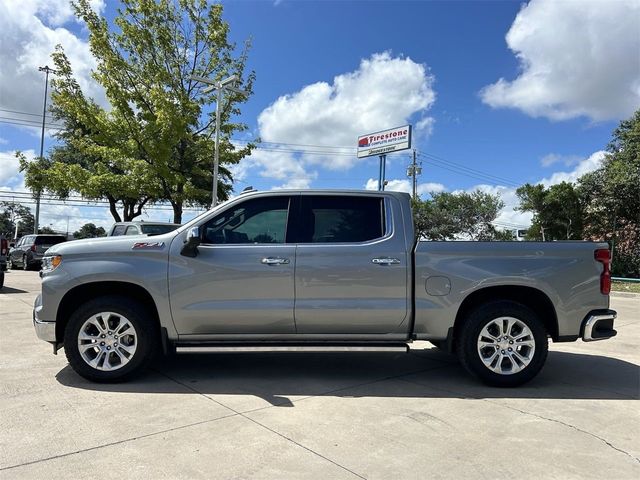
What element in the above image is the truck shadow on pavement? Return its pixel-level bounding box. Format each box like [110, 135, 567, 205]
[55, 349, 639, 405]
[0, 286, 29, 294]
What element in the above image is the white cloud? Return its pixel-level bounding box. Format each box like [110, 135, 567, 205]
[480, 0, 640, 121]
[364, 178, 445, 195]
[231, 149, 318, 190]
[0, 0, 107, 131]
[415, 117, 435, 138]
[0, 149, 34, 186]
[234, 52, 435, 187]
[257, 52, 435, 170]
[540, 153, 583, 168]
[539, 151, 606, 186]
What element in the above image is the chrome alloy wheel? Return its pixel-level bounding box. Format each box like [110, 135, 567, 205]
[477, 316, 535, 375]
[77, 312, 138, 371]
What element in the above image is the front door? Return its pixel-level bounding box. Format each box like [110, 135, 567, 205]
[168, 195, 297, 335]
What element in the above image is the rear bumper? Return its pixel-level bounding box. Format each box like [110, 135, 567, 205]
[581, 309, 617, 341]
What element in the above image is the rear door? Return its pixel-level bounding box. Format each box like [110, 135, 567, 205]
[293, 194, 409, 334]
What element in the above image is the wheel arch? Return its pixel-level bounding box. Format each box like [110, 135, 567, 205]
[55, 281, 161, 343]
[451, 285, 558, 350]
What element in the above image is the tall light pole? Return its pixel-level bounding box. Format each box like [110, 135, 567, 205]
[189, 74, 247, 207]
[34, 65, 57, 233]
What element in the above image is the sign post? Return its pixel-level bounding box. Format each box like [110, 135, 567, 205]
[358, 125, 412, 190]
[379, 154, 386, 191]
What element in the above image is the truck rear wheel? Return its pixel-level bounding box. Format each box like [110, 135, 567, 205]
[456, 301, 548, 387]
[64, 295, 159, 382]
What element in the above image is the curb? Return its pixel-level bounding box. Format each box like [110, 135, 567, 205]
[610, 291, 640, 299]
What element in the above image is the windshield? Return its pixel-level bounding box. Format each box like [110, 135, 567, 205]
[140, 224, 180, 236]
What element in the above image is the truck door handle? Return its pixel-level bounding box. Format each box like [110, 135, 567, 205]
[371, 257, 401, 265]
[261, 257, 290, 265]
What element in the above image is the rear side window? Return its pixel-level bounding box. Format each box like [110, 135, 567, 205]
[35, 236, 65, 245]
[111, 225, 126, 236]
[298, 196, 385, 243]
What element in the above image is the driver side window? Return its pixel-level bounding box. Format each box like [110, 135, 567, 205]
[202, 196, 290, 245]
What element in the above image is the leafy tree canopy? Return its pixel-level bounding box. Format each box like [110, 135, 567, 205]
[22, 0, 255, 223]
[413, 190, 510, 241]
[516, 181, 583, 241]
[73, 223, 107, 239]
[0, 202, 35, 239]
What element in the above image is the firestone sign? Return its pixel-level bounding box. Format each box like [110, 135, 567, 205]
[357, 125, 412, 158]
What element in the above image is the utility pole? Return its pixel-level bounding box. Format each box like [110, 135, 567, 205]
[35, 65, 56, 234]
[406, 149, 422, 200]
[188, 74, 247, 207]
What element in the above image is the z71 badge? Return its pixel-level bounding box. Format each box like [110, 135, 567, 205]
[132, 242, 165, 250]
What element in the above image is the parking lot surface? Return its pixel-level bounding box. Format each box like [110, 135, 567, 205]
[1, 270, 639, 479]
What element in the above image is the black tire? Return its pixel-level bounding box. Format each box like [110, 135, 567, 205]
[456, 300, 548, 387]
[64, 295, 159, 382]
[0, 270, 4, 289]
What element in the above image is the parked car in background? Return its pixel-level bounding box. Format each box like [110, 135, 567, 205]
[108, 222, 180, 237]
[0, 234, 8, 289]
[9, 234, 67, 271]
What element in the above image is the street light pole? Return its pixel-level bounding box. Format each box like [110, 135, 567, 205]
[213, 85, 222, 207]
[35, 65, 56, 233]
[189, 74, 247, 207]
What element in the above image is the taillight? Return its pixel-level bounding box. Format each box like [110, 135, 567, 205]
[0, 238, 7, 255]
[30, 244, 37, 252]
[594, 248, 611, 295]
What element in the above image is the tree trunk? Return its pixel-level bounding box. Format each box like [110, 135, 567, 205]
[106, 195, 122, 222]
[172, 200, 183, 224]
[172, 183, 184, 224]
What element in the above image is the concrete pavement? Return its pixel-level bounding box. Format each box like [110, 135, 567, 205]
[1, 270, 638, 479]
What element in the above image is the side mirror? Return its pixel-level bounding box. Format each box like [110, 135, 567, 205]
[180, 227, 201, 257]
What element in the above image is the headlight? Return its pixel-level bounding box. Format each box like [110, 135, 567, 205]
[41, 255, 62, 273]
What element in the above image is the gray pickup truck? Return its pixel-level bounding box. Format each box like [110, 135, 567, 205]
[33, 190, 617, 386]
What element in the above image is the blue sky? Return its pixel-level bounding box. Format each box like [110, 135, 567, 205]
[1, 0, 638, 233]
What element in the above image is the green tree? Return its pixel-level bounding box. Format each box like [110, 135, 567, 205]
[413, 190, 509, 241]
[23, 0, 255, 223]
[38, 226, 57, 234]
[516, 182, 583, 241]
[73, 223, 107, 239]
[579, 110, 640, 277]
[0, 202, 34, 239]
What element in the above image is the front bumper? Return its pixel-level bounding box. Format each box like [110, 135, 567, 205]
[33, 294, 56, 343]
[581, 309, 617, 341]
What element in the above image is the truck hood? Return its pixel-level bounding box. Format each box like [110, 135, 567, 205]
[46, 233, 176, 257]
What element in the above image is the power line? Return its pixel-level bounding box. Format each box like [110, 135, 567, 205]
[417, 152, 521, 187]
[0, 108, 57, 119]
[1, 107, 529, 188]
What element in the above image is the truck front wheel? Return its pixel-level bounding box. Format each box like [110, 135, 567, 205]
[63, 296, 159, 382]
[456, 301, 548, 387]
